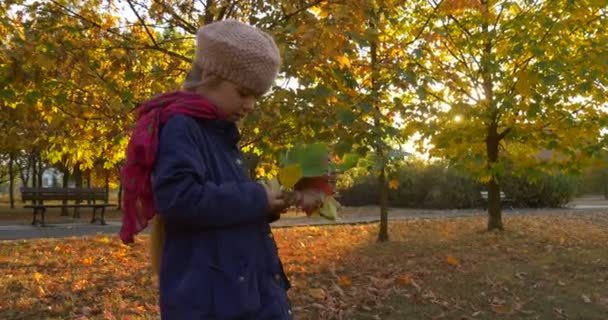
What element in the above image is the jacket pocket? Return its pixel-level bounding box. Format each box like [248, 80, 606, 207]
[209, 262, 261, 319]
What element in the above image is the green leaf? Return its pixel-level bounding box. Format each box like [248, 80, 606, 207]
[337, 109, 356, 126]
[281, 143, 329, 177]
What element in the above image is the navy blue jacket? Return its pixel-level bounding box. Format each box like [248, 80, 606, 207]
[152, 115, 292, 319]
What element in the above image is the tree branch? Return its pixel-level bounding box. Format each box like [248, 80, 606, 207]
[403, 0, 444, 47]
[153, 0, 199, 34]
[125, 0, 159, 47]
[269, 0, 329, 28]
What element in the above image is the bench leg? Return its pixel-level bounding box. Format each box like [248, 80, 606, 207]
[31, 208, 38, 226]
[100, 207, 106, 225]
[40, 208, 47, 227]
[91, 207, 97, 224]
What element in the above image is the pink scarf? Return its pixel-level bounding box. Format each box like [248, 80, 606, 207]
[120, 91, 223, 244]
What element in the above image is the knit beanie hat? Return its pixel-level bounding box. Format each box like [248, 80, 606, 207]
[194, 20, 281, 96]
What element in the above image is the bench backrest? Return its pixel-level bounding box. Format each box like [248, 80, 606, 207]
[480, 191, 507, 200]
[20, 188, 107, 202]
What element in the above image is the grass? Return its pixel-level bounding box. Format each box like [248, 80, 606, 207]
[1, 213, 607, 319]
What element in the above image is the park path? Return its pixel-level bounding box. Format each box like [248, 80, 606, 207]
[1, 198, 606, 240]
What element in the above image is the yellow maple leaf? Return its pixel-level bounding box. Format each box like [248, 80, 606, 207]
[277, 164, 303, 189]
[33, 272, 43, 281]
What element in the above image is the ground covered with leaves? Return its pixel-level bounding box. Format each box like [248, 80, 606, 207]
[1, 212, 607, 320]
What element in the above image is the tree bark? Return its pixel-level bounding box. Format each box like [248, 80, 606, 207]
[369, 4, 389, 242]
[19, 155, 31, 188]
[86, 170, 92, 204]
[31, 154, 38, 189]
[8, 153, 15, 209]
[481, 6, 503, 231]
[104, 171, 110, 204]
[37, 156, 43, 188]
[117, 182, 123, 210]
[73, 165, 82, 218]
[377, 165, 389, 242]
[61, 166, 70, 215]
[486, 127, 503, 231]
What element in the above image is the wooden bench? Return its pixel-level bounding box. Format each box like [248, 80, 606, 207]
[480, 191, 514, 210]
[20, 187, 116, 226]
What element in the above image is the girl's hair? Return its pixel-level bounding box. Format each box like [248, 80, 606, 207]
[182, 63, 224, 92]
[150, 215, 164, 276]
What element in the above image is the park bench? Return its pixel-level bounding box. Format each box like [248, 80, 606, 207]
[20, 187, 116, 226]
[480, 191, 514, 210]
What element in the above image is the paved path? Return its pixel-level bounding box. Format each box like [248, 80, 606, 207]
[1, 203, 606, 241]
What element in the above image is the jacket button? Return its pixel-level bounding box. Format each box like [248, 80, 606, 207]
[238, 276, 245, 282]
[268, 233, 273, 239]
[274, 274, 281, 282]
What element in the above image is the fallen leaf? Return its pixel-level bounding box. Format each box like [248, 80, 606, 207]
[397, 273, 413, 285]
[581, 294, 591, 303]
[446, 255, 460, 267]
[308, 288, 326, 300]
[338, 275, 352, 286]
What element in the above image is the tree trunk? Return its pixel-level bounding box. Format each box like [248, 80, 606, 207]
[481, 8, 503, 231]
[61, 166, 70, 216]
[377, 165, 389, 242]
[104, 171, 110, 204]
[8, 153, 15, 209]
[73, 166, 82, 218]
[117, 182, 123, 210]
[369, 7, 389, 242]
[31, 154, 38, 188]
[19, 155, 31, 188]
[86, 170, 92, 204]
[37, 157, 43, 188]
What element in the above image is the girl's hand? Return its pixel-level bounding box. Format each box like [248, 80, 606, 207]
[262, 182, 288, 216]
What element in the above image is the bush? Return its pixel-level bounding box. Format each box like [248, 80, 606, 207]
[502, 174, 577, 208]
[338, 162, 577, 209]
[338, 162, 481, 209]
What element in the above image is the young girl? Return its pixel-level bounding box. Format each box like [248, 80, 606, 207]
[120, 20, 296, 319]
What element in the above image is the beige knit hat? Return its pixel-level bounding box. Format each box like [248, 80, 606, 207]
[194, 20, 281, 96]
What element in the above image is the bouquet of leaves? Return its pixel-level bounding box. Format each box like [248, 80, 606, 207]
[267, 143, 357, 220]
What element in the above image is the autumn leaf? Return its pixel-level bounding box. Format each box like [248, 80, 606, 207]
[319, 195, 340, 221]
[278, 164, 303, 189]
[446, 255, 460, 267]
[338, 275, 353, 286]
[336, 55, 351, 68]
[308, 288, 326, 300]
[397, 273, 414, 285]
[388, 179, 400, 190]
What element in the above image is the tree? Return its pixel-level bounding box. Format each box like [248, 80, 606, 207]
[406, 0, 608, 230]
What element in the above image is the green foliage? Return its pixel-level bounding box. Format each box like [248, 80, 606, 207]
[339, 162, 481, 209]
[502, 174, 578, 208]
[339, 162, 578, 209]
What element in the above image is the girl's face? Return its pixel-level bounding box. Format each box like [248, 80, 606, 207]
[199, 80, 257, 122]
